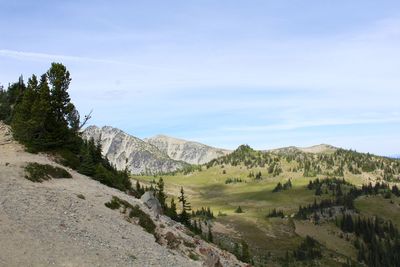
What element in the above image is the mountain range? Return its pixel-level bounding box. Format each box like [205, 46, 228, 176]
[83, 126, 347, 175]
[82, 126, 230, 174]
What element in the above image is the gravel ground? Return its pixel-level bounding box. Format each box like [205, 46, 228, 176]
[0, 135, 197, 267]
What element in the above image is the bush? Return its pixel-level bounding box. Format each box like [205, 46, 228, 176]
[25, 162, 71, 182]
[105, 196, 156, 235]
[129, 205, 156, 234]
[104, 196, 122, 210]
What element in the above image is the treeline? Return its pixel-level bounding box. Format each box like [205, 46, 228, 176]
[307, 177, 352, 196]
[0, 64, 131, 192]
[201, 143, 400, 182]
[192, 206, 215, 220]
[338, 214, 400, 267]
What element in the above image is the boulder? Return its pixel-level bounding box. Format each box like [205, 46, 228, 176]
[203, 249, 223, 267]
[140, 191, 163, 216]
[0, 121, 13, 145]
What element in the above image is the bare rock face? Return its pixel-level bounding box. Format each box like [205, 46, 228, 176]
[145, 135, 231, 165]
[140, 191, 163, 216]
[82, 125, 231, 174]
[82, 126, 187, 175]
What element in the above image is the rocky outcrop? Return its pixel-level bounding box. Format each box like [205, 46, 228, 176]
[0, 121, 13, 145]
[82, 126, 187, 174]
[140, 191, 163, 216]
[145, 135, 231, 165]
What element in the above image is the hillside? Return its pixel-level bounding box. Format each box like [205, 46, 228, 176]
[135, 144, 400, 266]
[145, 134, 231, 165]
[0, 122, 244, 267]
[82, 126, 188, 175]
[269, 144, 337, 154]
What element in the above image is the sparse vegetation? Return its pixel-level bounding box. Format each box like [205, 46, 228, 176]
[105, 196, 156, 234]
[225, 177, 243, 184]
[134, 144, 400, 266]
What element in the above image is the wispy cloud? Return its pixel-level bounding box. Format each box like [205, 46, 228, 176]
[0, 49, 180, 72]
[222, 116, 400, 132]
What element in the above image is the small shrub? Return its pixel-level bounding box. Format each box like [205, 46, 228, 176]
[105, 196, 156, 235]
[129, 205, 156, 234]
[25, 162, 71, 182]
[105, 196, 121, 210]
[76, 194, 85, 200]
[189, 252, 199, 261]
[183, 240, 196, 248]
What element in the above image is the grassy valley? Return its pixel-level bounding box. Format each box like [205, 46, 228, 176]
[134, 145, 400, 266]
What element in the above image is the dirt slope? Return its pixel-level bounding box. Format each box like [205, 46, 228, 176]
[0, 122, 243, 267]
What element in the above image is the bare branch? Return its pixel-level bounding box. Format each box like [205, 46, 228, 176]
[79, 109, 93, 130]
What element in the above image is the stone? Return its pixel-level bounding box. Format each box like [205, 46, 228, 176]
[140, 191, 163, 216]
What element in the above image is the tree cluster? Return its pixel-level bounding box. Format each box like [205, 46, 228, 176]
[225, 177, 243, 184]
[1, 64, 132, 192]
[272, 179, 292, 193]
[267, 208, 284, 218]
[338, 214, 400, 267]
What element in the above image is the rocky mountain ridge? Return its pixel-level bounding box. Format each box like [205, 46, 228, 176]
[145, 134, 231, 165]
[82, 126, 231, 174]
[82, 126, 187, 175]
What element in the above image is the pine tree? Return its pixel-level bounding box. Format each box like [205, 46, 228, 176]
[29, 74, 52, 148]
[11, 75, 38, 146]
[178, 187, 191, 225]
[235, 206, 243, 213]
[156, 177, 167, 210]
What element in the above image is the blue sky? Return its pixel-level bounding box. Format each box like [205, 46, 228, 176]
[0, 1, 399, 155]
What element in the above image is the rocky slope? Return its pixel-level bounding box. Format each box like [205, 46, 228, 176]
[268, 144, 338, 155]
[0, 122, 245, 267]
[82, 126, 187, 174]
[145, 135, 231, 165]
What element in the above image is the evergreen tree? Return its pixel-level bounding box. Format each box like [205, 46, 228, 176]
[178, 187, 191, 224]
[156, 177, 167, 210]
[235, 206, 243, 213]
[11, 75, 38, 146]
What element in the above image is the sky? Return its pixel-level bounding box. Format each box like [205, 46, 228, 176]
[0, 0, 399, 156]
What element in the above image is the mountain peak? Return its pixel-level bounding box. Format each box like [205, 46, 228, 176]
[145, 134, 231, 165]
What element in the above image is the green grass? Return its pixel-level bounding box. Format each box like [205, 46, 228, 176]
[25, 162, 72, 182]
[355, 195, 400, 226]
[132, 162, 388, 264]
